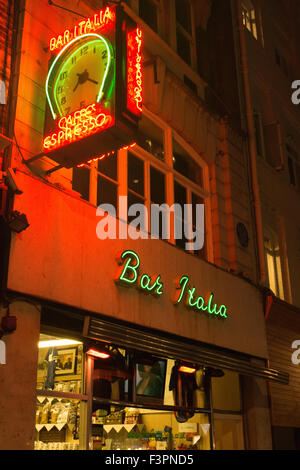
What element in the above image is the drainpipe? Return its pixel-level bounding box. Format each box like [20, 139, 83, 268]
[235, 0, 266, 285]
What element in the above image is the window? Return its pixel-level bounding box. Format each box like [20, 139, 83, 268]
[97, 153, 118, 210]
[175, 0, 193, 65]
[137, 113, 165, 161]
[35, 332, 86, 450]
[242, 0, 258, 39]
[253, 111, 264, 158]
[264, 229, 284, 299]
[286, 144, 300, 191]
[173, 137, 203, 187]
[139, 0, 158, 32]
[72, 166, 90, 201]
[274, 47, 290, 78]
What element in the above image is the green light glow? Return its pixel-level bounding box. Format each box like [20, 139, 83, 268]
[116, 250, 163, 296]
[46, 33, 112, 120]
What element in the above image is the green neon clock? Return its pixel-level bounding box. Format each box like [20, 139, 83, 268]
[43, 5, 143, 169]
[46, 33, 113, 120]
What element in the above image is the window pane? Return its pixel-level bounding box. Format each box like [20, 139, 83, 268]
[175, 0, 191, 33]
[176, 28, 191, 65]
[139, 0, 158, 32]
[97, 176, 118, 210]
[174, 180, 187, 249]
[98, 153, 117, 181]
[150, 166, 165, 204]
[128, 153, 144, 196]
[72, 167, 90, 201]
[128, 191, 145, 226]
[192, 192, 206, 258]
[288, 156, 296, 186]
[173, 139, 203, 186]
[137, 114, 165, 160]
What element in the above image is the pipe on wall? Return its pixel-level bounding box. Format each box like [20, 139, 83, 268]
[235, 0, 266, 285]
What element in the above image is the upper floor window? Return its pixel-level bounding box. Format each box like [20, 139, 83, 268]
[264, 229, 284, 300]
[286, 144, 300, 191]
[242, 0, 258, 40]
[139, 0, 159, 32]
[175, 0, 193, 65]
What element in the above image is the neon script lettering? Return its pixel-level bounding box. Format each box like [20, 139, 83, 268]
[115, 250, 163, 296]
[127, 28, 143, 115]
[43, 103, 113, 151]
[174, 276, 228, 319]
[49, 7, 115, 52]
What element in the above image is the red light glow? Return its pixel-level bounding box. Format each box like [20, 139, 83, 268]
[178, 365, 196, 374]
[49, 6, 115, 52]
[86, 349, 110, 359]
[43, 103, 114, 152]
[77, 143, 136, 167]
[127, 27, 143, 116]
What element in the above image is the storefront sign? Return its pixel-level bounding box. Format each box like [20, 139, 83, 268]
[44, 5, 143, 168]
[115, 250, 228, 319]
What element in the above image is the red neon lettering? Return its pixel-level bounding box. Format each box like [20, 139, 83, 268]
[43, 103, 114, 152]
[127, 27, 143, 116]
[49, 6, 115, 51]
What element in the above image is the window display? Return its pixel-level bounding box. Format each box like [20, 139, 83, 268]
[35, 333, 85, 450]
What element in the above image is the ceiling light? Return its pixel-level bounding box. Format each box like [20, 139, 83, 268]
[38, 339, 82, 348]
[178, 365, 196, 374]
[86, 348, 110, 359]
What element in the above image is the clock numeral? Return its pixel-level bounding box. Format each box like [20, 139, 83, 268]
[81, 46, 88, 56]
[57, 86, 63, 95]
[72, 56, 77, 65]
[60, 71, 68, 81]
[61, 96, 66, 105]
[93, 47, 96, 54]
[101, 50, 107, 59]
[80, 100, 86, 108]
[64, 107, 71, 115]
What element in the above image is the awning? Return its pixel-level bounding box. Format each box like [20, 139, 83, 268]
[83, 315, 289, 385]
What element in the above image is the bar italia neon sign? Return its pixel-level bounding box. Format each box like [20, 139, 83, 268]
[43, 5, 143, 168]
[115, 250, 228, 319]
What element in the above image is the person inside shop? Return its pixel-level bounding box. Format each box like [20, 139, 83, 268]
[136, 362, 164, 397]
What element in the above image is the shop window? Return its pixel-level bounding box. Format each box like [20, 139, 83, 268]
[242, 0, 258, 39]
[175, 0, 193, 65]
[35, 333, 86, 450]
[72, 166, 90, 201]
[97, 154, 118, 210]
[137, 113, 165, 161]
[139, 0, 158, 32]
[264, 230, 284, 300]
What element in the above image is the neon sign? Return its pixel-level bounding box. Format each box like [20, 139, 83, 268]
[115, 250, 163, 296]
[49, 6, 115, 52]
[43, 6, 143, 168]
[115, 250, 229, 319]
[127, 27, 143, 116]
[43, 103, 113, 151]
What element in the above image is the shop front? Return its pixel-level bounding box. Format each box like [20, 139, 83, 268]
[1, 170, 288, 450]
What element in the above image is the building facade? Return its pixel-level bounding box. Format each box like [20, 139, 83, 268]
[0, 0, 297, 451]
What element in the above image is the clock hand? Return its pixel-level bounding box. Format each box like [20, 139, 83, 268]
[87, 78, 98, 85]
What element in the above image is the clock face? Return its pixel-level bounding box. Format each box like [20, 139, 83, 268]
[47, 34, 114, 120]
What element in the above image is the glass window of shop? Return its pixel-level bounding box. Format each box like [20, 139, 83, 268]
[211, 370, 244, 450]
[35, 333, 86, 451]
[90, 352, 213, 451]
